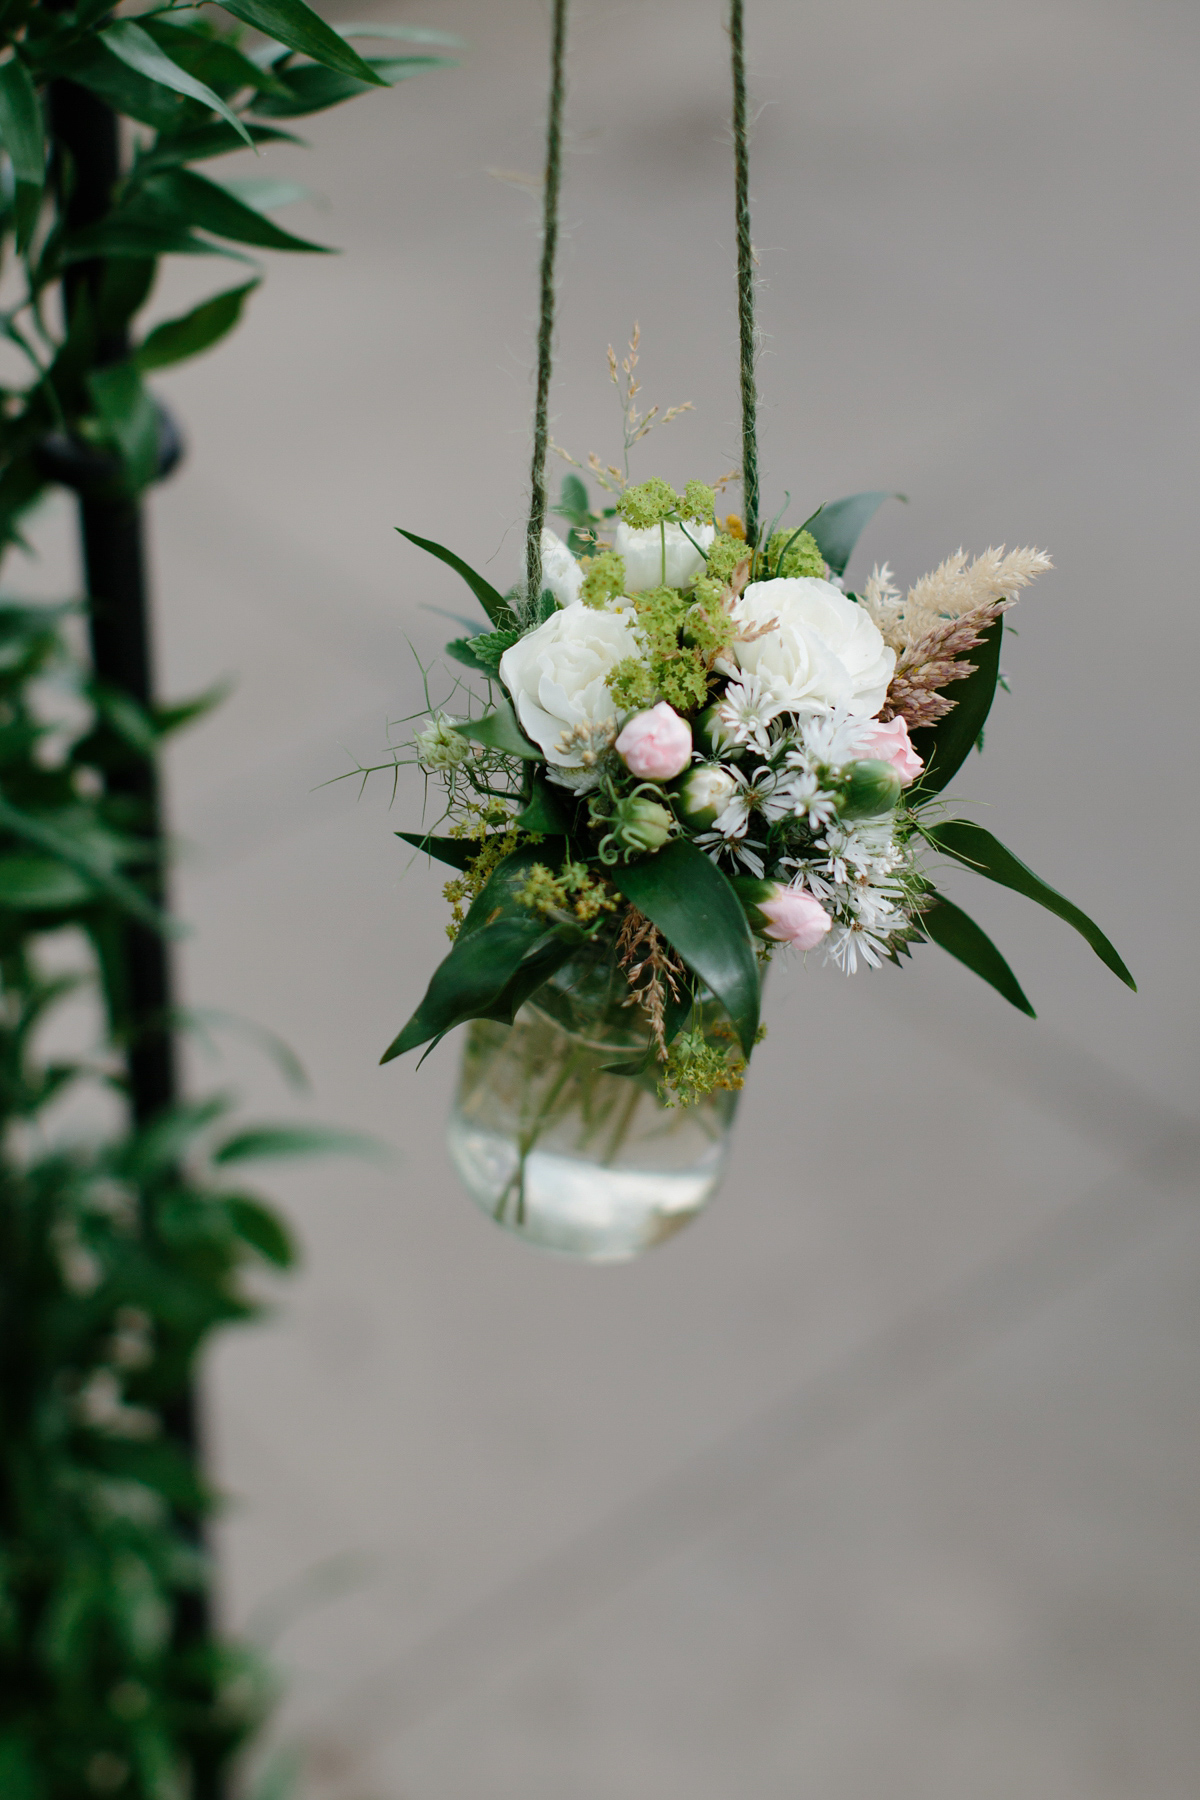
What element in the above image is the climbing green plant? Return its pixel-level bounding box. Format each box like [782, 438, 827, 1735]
[0, 4, 448, 1795]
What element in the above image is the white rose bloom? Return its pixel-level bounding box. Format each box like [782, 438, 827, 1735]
[499, 601, 640, 767]
[538, 527, 584, 607]
[615, 518, 715, 591]
[722, 576, 895, 718]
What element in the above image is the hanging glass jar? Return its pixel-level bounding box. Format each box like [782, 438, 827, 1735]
[446, 946, 741, 1262]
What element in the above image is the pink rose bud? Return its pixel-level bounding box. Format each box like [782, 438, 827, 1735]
[756, 885, 832, 951]
[614, 702, 693, 781]
[856, 716, 924, 784]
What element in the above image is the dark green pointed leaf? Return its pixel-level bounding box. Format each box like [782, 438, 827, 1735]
[86, 361, 159, 491]
[446, 624, 519, 676]
[213, 1124, 385, 1164]
[445, 635, 493, 673]
[248, 55, 450, 118]
[216, 0, 387, 84]
[44, 38, 188, 132]
[909, 616, 1003, 801]
[337, 21, 465, 46]
[921, 890, 1035, 1016]
[805, 490, 900, 577]
[135, 280, 259, 372]
[394, 831, 475, 870]
[100, 21, 254, 148]
[0, 856, 91, 911]
[137, 122, 303, 172]
[0, 55, 44, 251]
[128, 168, 332, 252]
[515, 775, 570, 834]
[224, 1196, 296, 1266]
[925, 820, 1135, 989]
[452, 696, 543, 761]
[0, 796, 177, 935]
[615, 838, 760, 1055]
[396, 528, 514, 628]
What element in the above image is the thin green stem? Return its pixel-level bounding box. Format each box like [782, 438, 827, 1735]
[729, 0, 759, 548]
[525, 0, 568, 609]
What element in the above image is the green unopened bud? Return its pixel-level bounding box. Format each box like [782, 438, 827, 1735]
[579, 549, 626, 608]
[611, 794, 674, 856]
[839, 758, 903, 819]
[694, 703, 744, 761]
[681, 480, 716, 524]
[676, 763, 737, 830]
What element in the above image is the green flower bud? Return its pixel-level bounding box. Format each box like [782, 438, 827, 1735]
[617, 477, 678, 530]
[680, 480, 716, 524]
[676, 763, 737, 831]
[838, 758, 903, 818]
[767, 528, 827, 580]
[611, 794, 674, 856]
[693, 702, 744, 761]
[705, 533, 748, 585]
[579, 549, 627, 608]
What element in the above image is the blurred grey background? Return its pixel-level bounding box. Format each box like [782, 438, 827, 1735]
[27, 1, 1200, 1794]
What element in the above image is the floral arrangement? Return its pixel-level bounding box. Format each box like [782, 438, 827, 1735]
[379, 367, 1132, 1108]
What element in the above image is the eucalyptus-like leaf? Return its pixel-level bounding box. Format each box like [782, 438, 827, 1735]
[396, 528, 514, 628]
[806, 490, 900, 577]
[100, 21, 254, 148]
[215, 0, 388, 85]
[909, 617, 1003, 801]
[136, 280, 259, 372]
[615, 839, 760, 1055]
[924, 820, 1135, 989]
[921, 889, 1035, 1016]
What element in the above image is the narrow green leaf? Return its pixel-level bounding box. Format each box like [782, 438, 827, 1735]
[247, 56, 449, 118]
[0, 855, 91, 910]
[452, 696, 543, 762]
[445, 635, 493, 673]
[216, 0, 388, 85]
[394, 830, 475, 870]
[921, 890, 1035, 1016]
[135, 280, 259, 372]
[909, 617, 1003, 801]
[86, 361, 160, 491]
[136, 122, 303, 172]
[337, 21, 465, 46]
[0, 55, 44, 251]
[925, 820, 1136, 989]
[0, 795, 178, 935]
[43, 38, 187, 132]
[805, 490, 900, 577]
[130, 168, 332, 252]
[100, 21, 254, 148]
[615, 839, 760, 1056]
[213, 1124, 386, 1164]
[396, 528, 514, 627]
[224, 1196, 296, 1266]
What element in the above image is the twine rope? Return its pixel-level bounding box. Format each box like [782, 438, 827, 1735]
[525, 0, 568, 608]
[729, 0, 760, 548]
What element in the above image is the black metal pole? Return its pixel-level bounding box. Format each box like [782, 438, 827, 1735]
[48, 79, 221, 1800]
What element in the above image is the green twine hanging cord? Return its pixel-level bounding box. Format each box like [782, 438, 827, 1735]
[525, 0, 569, 608]
[729, 0, 760, 549]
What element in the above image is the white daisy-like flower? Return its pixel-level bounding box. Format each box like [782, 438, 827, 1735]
[714, 673, 788, 754]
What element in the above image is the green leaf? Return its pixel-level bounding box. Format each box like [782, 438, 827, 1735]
[806, 490, 900, 577]
[615, 839, 761, 1056]
[126, 168, 332, 252]
[100, 20, 254, 148]
[445, 635, 494, 673]
[0, 855, 91, 910]
[216, 0, 388, 85]
[135, 280, 259, 372]
[446, 625, 519, 676]
[396, 528, 514, 628]
[394, 830, 476, 870]
[337, 21, 465, 46]
[213, 1124, 385, 1164]
[247, 55, 450, 118]
[225, 1196, 296, 1265]
[137, 121, 303, 172]
[515, 775, 570, 834]
[921, 890, 1035, 1016]
[452, 696, 542, 761]
[381, 844, 564, 1061]
[0, 796, 177, 935]
[909, 616, 1003, 801]
[924, 820, 1135, 990]
[44, 38, 189, 132]
[0, 55, 44, 251]
[86, 361, 160, 491]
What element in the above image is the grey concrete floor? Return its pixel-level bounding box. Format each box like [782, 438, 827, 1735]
[22, 0, 1200, 1794]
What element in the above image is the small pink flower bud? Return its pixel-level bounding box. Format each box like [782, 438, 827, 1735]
[614, 702, 693, 781]
[855, 716, 924, 784]
[756, 885, 832, 950]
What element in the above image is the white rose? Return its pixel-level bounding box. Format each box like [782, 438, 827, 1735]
[614, 518, 715, 591]
[723, 576, 895, 717]
[499, 601, 640, 766]
[538, 527, 584, 607]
